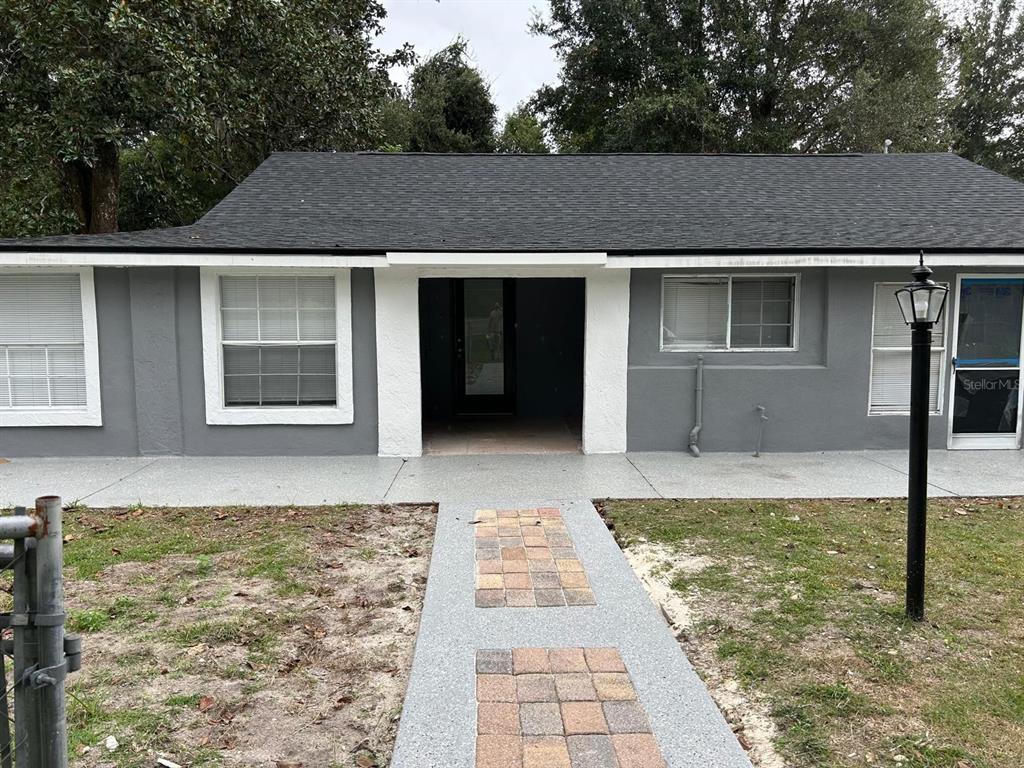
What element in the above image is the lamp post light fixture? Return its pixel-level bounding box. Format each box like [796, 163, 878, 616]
[894, 252, 948, 622]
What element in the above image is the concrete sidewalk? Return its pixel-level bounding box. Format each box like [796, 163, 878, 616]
[1, 450, 1022, 507]
[391, 500, 752, 768]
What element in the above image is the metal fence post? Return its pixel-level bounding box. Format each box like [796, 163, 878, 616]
[10, 511, 37, 768]
[31, 496, 67, 768]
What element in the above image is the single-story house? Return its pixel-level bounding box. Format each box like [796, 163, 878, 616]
[1, 152, 1022, 458]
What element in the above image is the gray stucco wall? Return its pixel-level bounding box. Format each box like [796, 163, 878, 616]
[627, 266, 969, 453]
[2, 267, 378, 457]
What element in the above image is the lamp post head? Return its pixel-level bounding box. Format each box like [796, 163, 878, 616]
[895, 251, 948, 326]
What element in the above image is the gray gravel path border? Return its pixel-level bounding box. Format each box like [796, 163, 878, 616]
[391, 499, 753, 768]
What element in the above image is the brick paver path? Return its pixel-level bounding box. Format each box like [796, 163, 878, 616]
[475, 508, 595, 608]
[475, 648, 668, 768]
[389, 500, 752, 768]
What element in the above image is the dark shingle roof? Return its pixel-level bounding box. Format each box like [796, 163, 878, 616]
[4, 152, 1024, 253]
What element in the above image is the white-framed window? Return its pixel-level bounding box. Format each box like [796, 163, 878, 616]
[661, 274, 799, 351]
[0, 268, 102, 427]
[200, 268, 353, 425]
[869, 282, 946, 415]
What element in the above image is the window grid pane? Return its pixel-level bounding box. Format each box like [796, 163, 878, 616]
[220, 275, 335, 343]
[220, 275, 338, 409]
[223, 344, 336, 407]
[0, 273, 88, 412]
[729, 278, 795, 349]
[0, 344, 87, 409]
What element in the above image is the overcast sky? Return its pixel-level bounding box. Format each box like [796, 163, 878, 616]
[376, 0, 561, 118]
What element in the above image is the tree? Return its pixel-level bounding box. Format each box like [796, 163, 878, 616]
[497, 105, 550, 153]
[948, 0, 1024, 180]
[0, 0, 408, 236]
[532, 0, 949, 154]
[404, 39, 498, 153]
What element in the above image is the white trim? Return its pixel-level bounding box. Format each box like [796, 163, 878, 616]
[386, 252, 607, 266]
[867, 281, 948, 417]
[374, 268, 422, 457]
[5, 249, 1021, 270]
[583, 270, 631, 453]
[609, 253, 1024, 269]
[659, 273, 800, 352]
[946, 273, 1024, 450]
[0, 267, 102, 427]
[199, 267, 354, 425]
[0, 251, 384, 268]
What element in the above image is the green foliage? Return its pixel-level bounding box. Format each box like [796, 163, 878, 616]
[0, 0, 409, 235]
[497, 105, 550, 153]
[404, 39, 498, 152]
[532, 0, 949, 153]
[948, 0, 1024, 181]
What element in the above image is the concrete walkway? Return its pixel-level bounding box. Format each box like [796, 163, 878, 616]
[391, 500, 752, 768]
[2, 450, 1022, 507]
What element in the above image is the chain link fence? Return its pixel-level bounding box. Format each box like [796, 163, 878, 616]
[1, 496, 81, 768]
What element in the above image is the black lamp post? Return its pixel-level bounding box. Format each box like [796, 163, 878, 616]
[894, 252, 948, 622]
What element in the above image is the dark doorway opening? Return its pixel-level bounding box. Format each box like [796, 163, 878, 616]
[419, 277, 585, 454]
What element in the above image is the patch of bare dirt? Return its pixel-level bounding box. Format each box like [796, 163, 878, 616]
[66, 504, 436, 768]
[624, 541, 787, 768]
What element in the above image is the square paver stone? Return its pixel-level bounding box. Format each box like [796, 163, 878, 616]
[534, 588, 566, 607]
[516, 674, 558, 702]
[519, 703, 564, 736]
[592, 673, 636, 701]
[477, 650, 514, 675]
[554, 673, 597, 701]
[549, 648, 588, 673]
[584, 648, 625, 673]
[476, 590, 506, 608]
[479, 703, 522, 735]
[513, 648, 551, 675]
[566, 735, 618, 768]
[476, 735, 523, 768]
[611, 734, 667, 768]
[478, 674, 516, 702]
[602, 701, 650, 734]
[561, 702, 608, 735]
[506, 589, 537, 607]
[523, 737, 570, 768]
[564, 589, 597, 606]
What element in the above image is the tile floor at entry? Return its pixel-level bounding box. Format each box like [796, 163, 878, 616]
[423, 418, 582, 455]
[475, 647, 667, 768]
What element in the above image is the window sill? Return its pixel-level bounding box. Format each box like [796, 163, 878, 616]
[205, 404, 353, 426]
[660, 345, 799, 353]
[0, 409, 102, 427]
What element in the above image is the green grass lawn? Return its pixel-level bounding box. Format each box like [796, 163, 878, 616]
[601, 497, 1024, 768]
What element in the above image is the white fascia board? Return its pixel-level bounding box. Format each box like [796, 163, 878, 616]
[0, 251, 386, 268]
[608, 253, 1024, 268]
[386, 252, 607, 266]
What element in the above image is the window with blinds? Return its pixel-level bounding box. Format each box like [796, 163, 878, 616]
[869, 282, 945, 414]
[219, 275, 337, 407]
[661, 275, 796, 350]
[0, 273, 87, 410]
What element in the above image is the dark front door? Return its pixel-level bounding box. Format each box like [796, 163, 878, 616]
[453, 278, 516, 416]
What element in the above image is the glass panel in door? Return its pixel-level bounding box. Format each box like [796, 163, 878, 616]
[464, 279, 505, 396]
[950, 278, 1024, 446]
[455, 279, 515, 415]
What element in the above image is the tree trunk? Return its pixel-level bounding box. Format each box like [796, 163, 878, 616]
[61, 140, 120, 234]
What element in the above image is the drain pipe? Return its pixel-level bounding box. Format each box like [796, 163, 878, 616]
[688, 354, 704, 457]
[753, 405, 768, 457]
